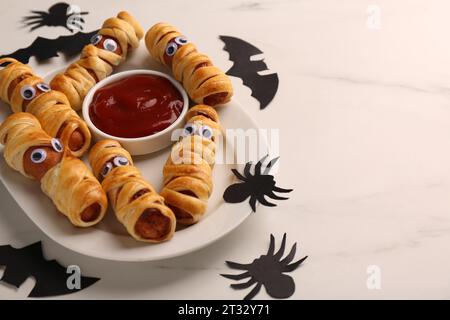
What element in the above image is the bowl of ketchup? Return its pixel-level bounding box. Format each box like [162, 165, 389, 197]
[82, 70, 188, 155]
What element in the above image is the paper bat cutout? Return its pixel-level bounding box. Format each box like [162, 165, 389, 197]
[219, 36, 279, 110]
[0, 242, 99, 297]
[221, 233, 307, 300]
[0, 30, 98, 64]
[22, 2, 88, 32]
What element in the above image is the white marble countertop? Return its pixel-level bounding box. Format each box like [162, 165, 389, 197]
[2, 0, 450, 299]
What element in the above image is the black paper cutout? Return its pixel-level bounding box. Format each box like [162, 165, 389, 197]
[219, 35, 279, 110]
[0, 242, 99, 297]
[223, 155, 293, 212]
[22, 2, 88, 32]
[0, 30, 98, 64]
[221, 233, 307, 300]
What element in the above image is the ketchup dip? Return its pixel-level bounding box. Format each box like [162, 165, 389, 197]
[89, 74, 184, 138]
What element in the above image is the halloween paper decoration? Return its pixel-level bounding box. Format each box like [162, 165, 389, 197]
[0, 242, 99, 297]
[0, 31, 98, 64]
[223, 155, 292, 212]
[221, 233, 307, 300]
[22, 2, 88, 32]
[219, 36, 279, 110]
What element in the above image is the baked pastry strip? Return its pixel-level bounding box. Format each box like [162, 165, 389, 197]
[0, 113, 107, 227]
[0, 58, 91, 157]
[50, 11, 144, 111]
[145, 23, 233, 106]
[161, 105, 221, 225]
[89, 139, 176, 243]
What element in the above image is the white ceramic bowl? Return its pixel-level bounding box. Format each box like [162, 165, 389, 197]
[82, 69, 189, 155]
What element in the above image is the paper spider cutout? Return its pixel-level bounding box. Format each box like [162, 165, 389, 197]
[22, 2, 88, 32]
[221, 233, 307, 300]
[223, 155, 293, 211]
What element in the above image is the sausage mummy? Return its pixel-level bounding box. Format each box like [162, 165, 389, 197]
[145, 23, 233, 106]
[161, 105, 221, 225]
[88, 140, 176, 243]
[0, 58, 91, 157]
[50, 11, 144, 111]
[0, 113, 107, 227]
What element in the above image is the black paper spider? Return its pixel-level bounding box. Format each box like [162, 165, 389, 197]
[221, 233, 307, 300]
[223, 155, 292, 211]
[22, 2, 88, 32]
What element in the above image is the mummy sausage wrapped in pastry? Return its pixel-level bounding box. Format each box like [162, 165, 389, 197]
[50, 11, 144, 111]
[0, 113, 107, 227]
[161, 105, 221, 225]
[145, 23, 233, 106]
[89, 140, 176, 243]
[0, 58, 91, 157]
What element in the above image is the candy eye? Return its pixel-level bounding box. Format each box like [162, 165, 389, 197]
[200, 126, 213, 139]
[90, 34, 102, 45]
[20, 86, 36, 100]
[30, 149, 47, 164]
[101, 162, 113, 177]
[51, 138, 63, 153]
[113, 156, 129, 167]
[174, 36, 188, 46]
[36, 83, 51, 93]
[103, 38, 118, 52]
[165, 42, 178, 56]
[183, 123, 197, 136]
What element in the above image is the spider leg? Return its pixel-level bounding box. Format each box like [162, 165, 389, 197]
[254, 154, 269, 175]
[22, 15, 43, 21]
[257, 195, 277, 207]
[273, 186, 293, 193]
[263, 156, 280, 175]
[225, 261, 251, 270]
[243, 162, 253, 178]
[30, 10, 47, 15]
[23, 19, 44, 27]
[79, 11, 89, 15]
[249, 196, 257, 212]
[273, 233, 287, 260]
[267, 191, 289, 200]
[30, 23, 45, 31]
[267, 234, 275, 255]
[220, 271, 250, 280]
[284, 255, 308, 272]
[244, 283, 262, 300]
[280, 243, 297, 264]
[231, 168, 247, 181]
[231, 278, 256, 290]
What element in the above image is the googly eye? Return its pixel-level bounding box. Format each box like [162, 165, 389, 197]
[103, 38, 118, 52]
[51, 138, 63, 153]
[30, 149, 47, 164]
[165, 42, 178, 56]
[183, 123, 197, 136]
[113, 156, 129, 167]
[174, 36, 188, 46]
[101, 162, 113, 177]
[36, 83, 51, 93]
[20, 86, 36, 100]
[199, 125, 213, 139]
[90, 34, 102, 45]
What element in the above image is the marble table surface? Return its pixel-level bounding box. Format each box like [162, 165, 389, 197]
[1, 0, 450, 299]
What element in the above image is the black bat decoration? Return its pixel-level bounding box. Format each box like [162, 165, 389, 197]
[223, 155, 293, 212]
[0, 242, 99, 297]
[219, 36, 279, 110]
[221, 233, 307, 300]
[22, 2, 88, 32]
[0, 30, 98, 64]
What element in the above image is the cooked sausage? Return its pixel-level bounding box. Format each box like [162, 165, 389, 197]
[23, 146, 63, 181]
[134, 208, 171, 240]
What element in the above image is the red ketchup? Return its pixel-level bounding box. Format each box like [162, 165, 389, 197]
[89, 74, 184, 138]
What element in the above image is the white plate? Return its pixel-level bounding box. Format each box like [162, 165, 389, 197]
[0, 68, 266, 262]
